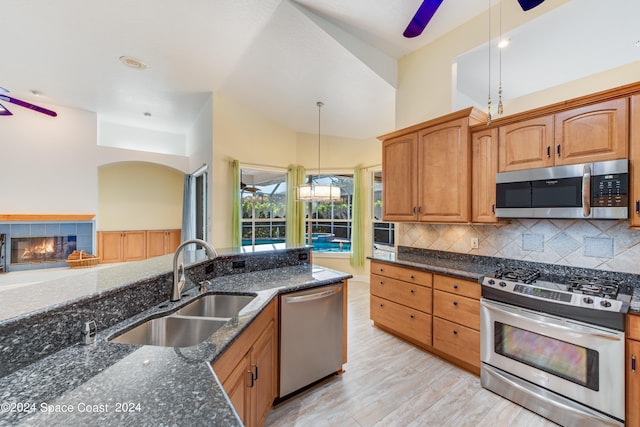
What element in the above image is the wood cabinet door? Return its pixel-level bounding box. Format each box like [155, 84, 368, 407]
[432, 317, 480, 368]
[165, 229, 181, 253]
[122, 231, 146, 261]
[554, 98, 628, 166]
[630, 95, 640, 227]
[472, 128, 498, 223]
[252, 320, 276, 427]
[371, 295, 432, 347]
[417, 117, 470, 222]
[221, 353, 251, 426]
[382, 133, 418, 221]
[98, 231, 123, 263]
[627, 339, 640, 426]
[146, 230, 167, 258]
[498, 115, 554, 172]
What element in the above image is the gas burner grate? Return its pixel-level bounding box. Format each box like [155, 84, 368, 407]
[567, 275, 620, 298]
[493, 267, 540, 284]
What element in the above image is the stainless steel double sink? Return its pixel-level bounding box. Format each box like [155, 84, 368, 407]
[110, 294, 255, 348]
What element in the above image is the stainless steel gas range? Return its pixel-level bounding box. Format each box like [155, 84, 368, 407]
[480, 267, 631, 427]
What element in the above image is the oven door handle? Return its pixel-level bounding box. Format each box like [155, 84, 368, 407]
[481, 299, 623, 341]
[582, 164, 591, 217]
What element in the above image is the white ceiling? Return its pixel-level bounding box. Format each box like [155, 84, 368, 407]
[2, 0, 638, 141]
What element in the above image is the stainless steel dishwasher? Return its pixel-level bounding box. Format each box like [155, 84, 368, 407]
[279, 282, 343, 398]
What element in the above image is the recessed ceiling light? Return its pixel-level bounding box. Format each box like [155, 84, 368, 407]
[144, 112, 152, 118]
[498, 39, 510, 49]
[119, 56, 147, 70]
[30, 90, 41, 97]
[636, 40, 640, 48]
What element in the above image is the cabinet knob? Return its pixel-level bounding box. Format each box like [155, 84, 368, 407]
[379, 280, 384, 285]
[410, 314, 415, 319]
[453, 284, 458, 289]
[452, 329, 458, 335]
[410, 289, 415, 294]
[410, 275, 415, 279]
[379, 303, 384, 308]
[452, 301, 458, 306]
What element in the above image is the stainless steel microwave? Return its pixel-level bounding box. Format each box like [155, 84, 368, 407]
[495, 159, 628, 219]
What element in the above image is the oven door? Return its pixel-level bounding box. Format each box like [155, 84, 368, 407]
[480, 299, 624, 423]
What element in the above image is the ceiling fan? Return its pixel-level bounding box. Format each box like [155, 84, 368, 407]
[0, 87, 57, 117]
[403, 0, 546, 38]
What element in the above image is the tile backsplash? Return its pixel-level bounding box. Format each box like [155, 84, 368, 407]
[398, 219, 640, 275]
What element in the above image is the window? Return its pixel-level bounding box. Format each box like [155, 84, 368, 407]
[372, 170, 394, 255]
[194, 173, 207, 241]
[240, 168, 287, 246]
[304, 174, 353, 253]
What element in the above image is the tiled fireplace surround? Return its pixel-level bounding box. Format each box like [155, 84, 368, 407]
[398, 219, 640, 276]
[0, 221, 94, 272]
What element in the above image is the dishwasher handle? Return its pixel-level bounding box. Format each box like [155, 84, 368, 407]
[284, 286, 342, 304]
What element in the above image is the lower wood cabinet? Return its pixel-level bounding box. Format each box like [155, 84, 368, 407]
[369, 261, 481, 375]
[432, 274, 481, 372]
[627, 314, 640, 426]
[370, 261, 433, 347]
[97, 231, 146, 263]
[97, 229, 181, 263]
[213, 299, 277, 427]
[146, 229, 181, 258]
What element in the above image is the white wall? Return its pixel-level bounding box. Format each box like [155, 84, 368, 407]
[2, 104, 98, 215]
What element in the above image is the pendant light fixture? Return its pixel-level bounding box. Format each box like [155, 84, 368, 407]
[297, 101, 341, 201]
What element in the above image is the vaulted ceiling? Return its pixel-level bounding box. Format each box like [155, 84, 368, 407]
[3, 1, 638, 140]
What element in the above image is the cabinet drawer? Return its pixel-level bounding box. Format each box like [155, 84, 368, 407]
[433, 290, 480, 330]
[629, 314, 640, 341]
[433, 275, 480, 300]
[370, 261, 432, 286]
[433, 317, 480, 368]
[371, 295, 432, 347]
[370, 274, 432, 313]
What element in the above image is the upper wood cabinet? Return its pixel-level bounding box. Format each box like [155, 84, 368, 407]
[472, 128, 499, 223]
[555, 98, 628, 165]
[497, 98, 628, 172]
[498, 115, 554, 172]
[381, 133, 418, 221]
[631, 94, 640, 227]
[381, 108, 486, 223]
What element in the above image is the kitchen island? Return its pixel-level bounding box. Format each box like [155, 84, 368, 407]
[0, 245, 351, 426]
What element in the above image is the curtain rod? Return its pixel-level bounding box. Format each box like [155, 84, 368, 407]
[191, 164, 208, 177]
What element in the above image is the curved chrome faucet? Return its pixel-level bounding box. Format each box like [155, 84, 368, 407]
[171, 239, 218, 302]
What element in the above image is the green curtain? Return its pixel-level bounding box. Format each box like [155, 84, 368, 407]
[286, 165, 306, 245]
[231, 160, 241, 247]
[350, 165, 364, 267]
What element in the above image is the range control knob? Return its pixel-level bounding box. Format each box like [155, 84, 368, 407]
[487, 279, 495, 285]
[600, 300, 612, 308]
[499, 281, 507, 288]
[583, 297, 594, 304]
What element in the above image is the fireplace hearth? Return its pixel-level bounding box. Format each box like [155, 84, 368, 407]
[10, 236, 77, 265]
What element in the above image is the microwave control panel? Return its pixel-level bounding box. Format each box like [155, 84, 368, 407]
[591, 173, 628, 207]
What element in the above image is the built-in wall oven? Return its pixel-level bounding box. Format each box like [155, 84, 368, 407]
[480, 267, 631, 426]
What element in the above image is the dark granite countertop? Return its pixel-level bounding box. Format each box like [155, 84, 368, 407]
[0, 264, 351, 426]
[370, 247, 640, 314]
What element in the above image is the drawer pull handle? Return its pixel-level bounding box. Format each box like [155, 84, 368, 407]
[410, 289, 415, 294]
[410, 314, 415, 319]
[453, 284, 458, 289]
[636, 200, 639, 214]
[633, 355, 637, 372]
[452, 330, 458, 335]
[452, 301, 458, 306]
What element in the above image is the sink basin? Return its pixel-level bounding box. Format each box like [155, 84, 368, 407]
[174, 294, 255, 318]
[110, 316, 227, 347]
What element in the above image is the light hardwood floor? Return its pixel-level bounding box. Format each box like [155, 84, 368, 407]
[265, 280, 558, 427]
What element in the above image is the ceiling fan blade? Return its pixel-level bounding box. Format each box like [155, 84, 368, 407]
[0, 94, 57, 117]
[517, 0, 545, 11]
[0, 103, 13, 116]
[403, 0, 444, 38]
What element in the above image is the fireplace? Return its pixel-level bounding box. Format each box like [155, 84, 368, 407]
[10, 236, 77, 265]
